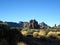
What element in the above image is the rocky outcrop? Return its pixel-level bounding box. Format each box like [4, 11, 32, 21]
[29, 19, 40, 29]
[23, 22, 29, 28]
[57, 25, 60, 29]
[39, 22, 49, 29]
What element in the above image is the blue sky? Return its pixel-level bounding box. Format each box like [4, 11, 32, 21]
[0, 0, 60, 26]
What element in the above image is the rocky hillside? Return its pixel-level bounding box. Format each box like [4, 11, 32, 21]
[0, 20, 52, 29]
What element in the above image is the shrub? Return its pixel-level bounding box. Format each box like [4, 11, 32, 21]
[18, 42, 27, 45]
[0, 39, 9, 45]
[21, 31, 28, 36]
[47, 31, 57, 37]
[33, 32, 38, 37]
[38, 30, 46, 36]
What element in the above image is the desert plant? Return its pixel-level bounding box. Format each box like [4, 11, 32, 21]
[21, 31, 28, 36]
[33, 32, 38, 37]
[38, 30, 46, 36]
[47, 31, 57, 37]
